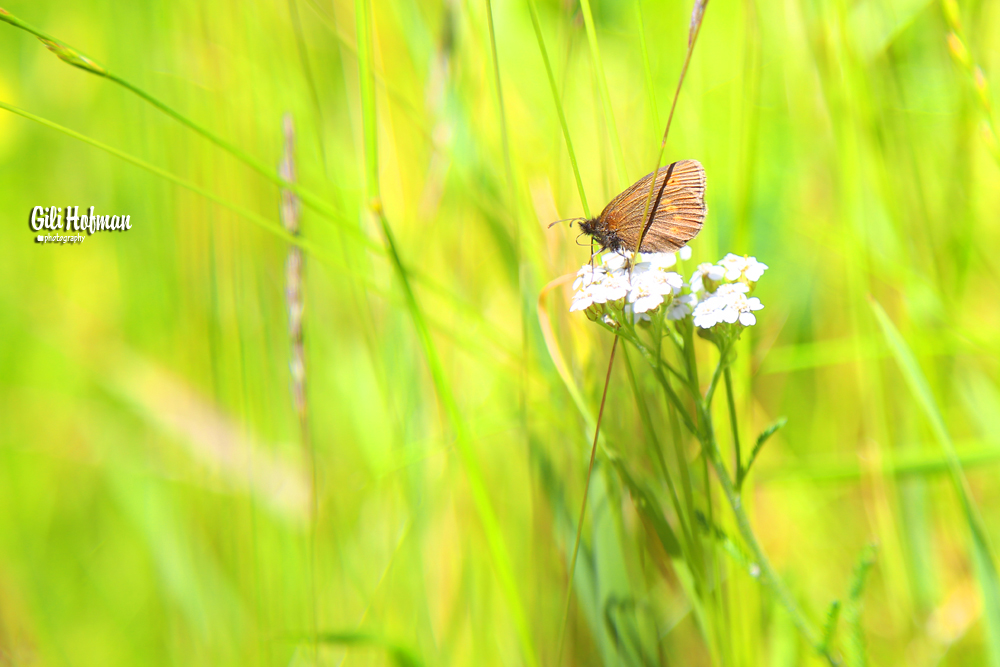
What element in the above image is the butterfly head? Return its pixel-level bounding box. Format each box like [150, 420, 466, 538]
[578, 217, 623, 253]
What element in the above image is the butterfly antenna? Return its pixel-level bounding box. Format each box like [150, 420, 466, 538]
[548, 216, 584, 229]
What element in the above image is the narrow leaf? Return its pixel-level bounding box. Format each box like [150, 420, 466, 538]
[842, 544, 877, 667]
[819, 600, 842, 654]
[741, 416, 787, 484]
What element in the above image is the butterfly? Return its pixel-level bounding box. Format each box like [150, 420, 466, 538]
[554, 160, 706, 255]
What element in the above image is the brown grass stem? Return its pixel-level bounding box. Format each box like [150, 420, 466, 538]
[557, 335, 619, 665]
[634, 0, 709, 254]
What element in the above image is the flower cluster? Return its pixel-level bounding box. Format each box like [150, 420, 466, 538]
[570, 249, 767, 335]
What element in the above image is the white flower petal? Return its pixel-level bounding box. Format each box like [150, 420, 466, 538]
[679, 246, 692, 261]
[632, 293, 664, 313]
[739, 312, 756, 326]
[602, 252, 630, 271]
[642, 252, 677, 269]
[570, 294, 594, 311]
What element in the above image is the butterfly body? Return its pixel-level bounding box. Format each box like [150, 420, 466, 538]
[580, 159, 706, 255]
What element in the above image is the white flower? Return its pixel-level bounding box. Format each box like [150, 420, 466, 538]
[691, 262, 725, 293]
[569, 258, 632, 312]
[623, 304, 651, 324]
[719, 253, 768, 283]
[744, 257, 768, 282]
[719, 253, 747, 281]
[601, 252, 631, 272]
[573, 264, 606, 291]
[570, 283, 603, 312]
[722, 292, 764, 326]
[666, 293, 697, 320]
[570, 249, 764, 326]
[715, 282, 750, 297]
[626, 266, 683, 314]
[736, 297, 764, 326]
[640, 252, 677, 269]
[628, 287, 665, 314]
[692, 282, 763, 328]
[601, 271, 631, 302]
[692, 296, 726, 328]
[633, 265, 684, 294]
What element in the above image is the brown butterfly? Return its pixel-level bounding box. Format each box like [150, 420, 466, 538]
[553, 159, 706, 255]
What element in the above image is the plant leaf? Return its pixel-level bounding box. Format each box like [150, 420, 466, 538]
[741, 417, 787, 485]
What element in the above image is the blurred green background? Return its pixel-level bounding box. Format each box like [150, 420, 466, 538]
[1, 0, 999, 664]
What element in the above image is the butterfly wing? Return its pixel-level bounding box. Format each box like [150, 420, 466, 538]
[600, 160, 706, 253]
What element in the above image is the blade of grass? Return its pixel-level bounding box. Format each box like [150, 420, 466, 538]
[286, 0, 329, 174]
[526, 0, 590, 217]
[0, 9, 361, 241]
[355, 2, 536, 664]
[577, 0, 629, 189]
[557, 337, 618, 664]
[763, 441, 1000, 484]
[634, 1, 660, 132]
[633, 0, 708, 254]
[0, 100, 523, 374]
[870, 297, 1000, 667]
[537, 274, 602, 434]
[0, 100, 357, 256]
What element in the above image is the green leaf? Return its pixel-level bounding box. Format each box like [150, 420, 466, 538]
[842, 544, 877, 667]
[741, 417, 787, 486]
[819, 600, 841, 655]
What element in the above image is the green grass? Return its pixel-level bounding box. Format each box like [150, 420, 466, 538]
[1, 0, 1000, 665]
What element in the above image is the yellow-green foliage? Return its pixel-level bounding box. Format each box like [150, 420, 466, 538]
[0, 0, 999, 665]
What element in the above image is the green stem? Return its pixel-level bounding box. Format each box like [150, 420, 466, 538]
[621, 344, 695, 556]
[704, 342, 732, 409]
[663, 362, 705, 584]
[724, 367, 743, 487]
[701, 401, 830, 661]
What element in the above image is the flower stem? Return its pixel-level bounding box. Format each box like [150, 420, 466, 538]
[723, 366, 742, 485]
[703, 416, 831, 662]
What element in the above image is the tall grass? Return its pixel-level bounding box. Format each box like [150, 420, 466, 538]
[0, 0, 999, 665]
